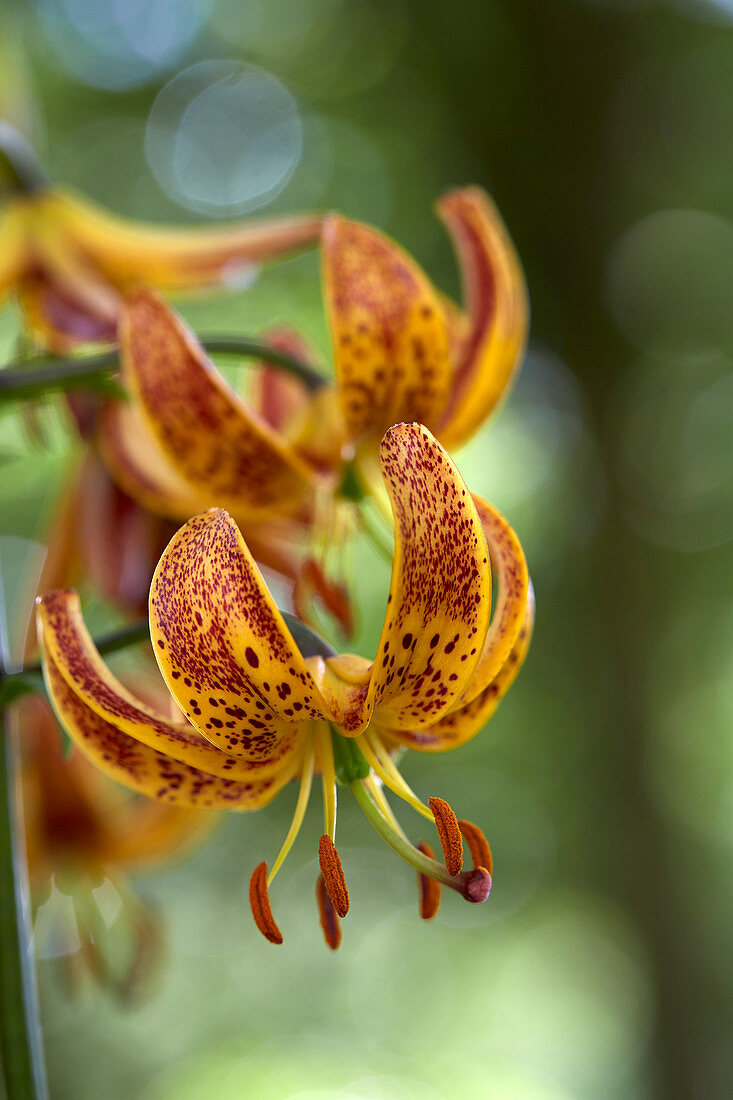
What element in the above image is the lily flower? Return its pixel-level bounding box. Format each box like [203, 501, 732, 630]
[36, 423, 533, 948]
[322, 186, 528, 453]
[19, 693, 214, 999]
[0, 123, 323, 351]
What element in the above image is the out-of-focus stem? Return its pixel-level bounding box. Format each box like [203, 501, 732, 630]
[0, 708, 49, 1099]
[0, 336, 326, 407]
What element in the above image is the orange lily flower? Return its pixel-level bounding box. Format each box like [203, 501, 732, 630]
[19, 692, 214, 999]
[36, 424, 533, 949]
[0, 125, 323, 351]
[322, 186, 528, 452]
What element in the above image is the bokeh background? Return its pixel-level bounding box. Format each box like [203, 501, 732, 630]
[2, 0, 733, 1097]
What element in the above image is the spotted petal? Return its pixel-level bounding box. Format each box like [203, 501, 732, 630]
[39, 637, 293, 810]
[453, 495, 529, 707]
[362, 423, 492, 731]
[322, 216, 452, 442]
[436, 188, 529, 449]
[384, 585, 535, 752]
[150, 509, 329, 762]
[36, 589, 296, 783]
[118, 292, 320, 522]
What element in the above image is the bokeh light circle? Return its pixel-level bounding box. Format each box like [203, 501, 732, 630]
[146, 60, 303, 216]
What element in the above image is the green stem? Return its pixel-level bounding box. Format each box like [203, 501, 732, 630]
[0, 709, 49, 1099]
[0, 337, 327, 407]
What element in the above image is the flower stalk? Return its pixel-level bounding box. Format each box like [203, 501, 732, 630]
[0, 709, 49, 1100]
[0, 337, 326, 408]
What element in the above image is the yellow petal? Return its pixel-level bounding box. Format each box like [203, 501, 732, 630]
[322, 215, 452, 442]
[364, 423, 492, 731]
[97, 397, 209, 522]
[436, 188, 529, 449]
[451, 495, 530, 708]
[120, 292, 319, 521]
[36, 589, 294, 783]
[45, 188, 324, 289]
[384, 586, 535, 752]
[39, 637, 293, 810]
[149, 509, 328, 762]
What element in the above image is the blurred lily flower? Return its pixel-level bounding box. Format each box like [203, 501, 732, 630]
[0, 123, 323, 351]
[36, 423, 533, 948]
[19, 693, 214, 999]
[322, 186, 528, 453]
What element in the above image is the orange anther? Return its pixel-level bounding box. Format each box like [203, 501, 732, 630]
[316, 873, 342, 950]
[458, 819, 493, 875]
[318, 835, 350, 917]
[429, 796, 463, 875]
[416, 841, 441, 920]
[248, 861, 283, 945]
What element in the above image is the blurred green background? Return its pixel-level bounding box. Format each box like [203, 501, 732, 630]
[2, 0, 733, 1097]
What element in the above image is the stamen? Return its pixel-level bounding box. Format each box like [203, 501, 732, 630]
[416, 842, 442, 920]
[458, 819, 493, 875]
[358, 733, 433, 821]
[318, 834, 350, 917]
[316, 723, 337, 840]
[352, 779, 493, 906]
[316, 874, 342, 950]
[249, 862, 283, 945]
[267, 740, 316, 887]
[429, 796, 464, 875]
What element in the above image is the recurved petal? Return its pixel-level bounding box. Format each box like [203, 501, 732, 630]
[97, 397, 209, 522]
[40, 638, 293, 810]
[36, 589, 296, 783]
[119, 292, 318, 521]
[436, 188, 529, 449]
[364, 424, 492, 731]
[451, 495, 529, 708]
[150, 509, 329, 761]
[48, 189, 324, 289]
[379, 585, 535, 753]
[322, 215, 452, 441]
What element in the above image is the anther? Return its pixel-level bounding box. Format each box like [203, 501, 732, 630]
[416, 841, 441, 920]
[318, 835, 350, 917]
[316, 874, 342, 950]
[458, 819, 493, 875]
[429, 796, 463, 875]
[461, 866, 492, 904]
[249, 861, 283, 944]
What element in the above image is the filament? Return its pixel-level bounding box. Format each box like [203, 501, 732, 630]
[358, 732, 433, 821]
[316, 722, 337, 841]
[267, 733, 316, 887]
